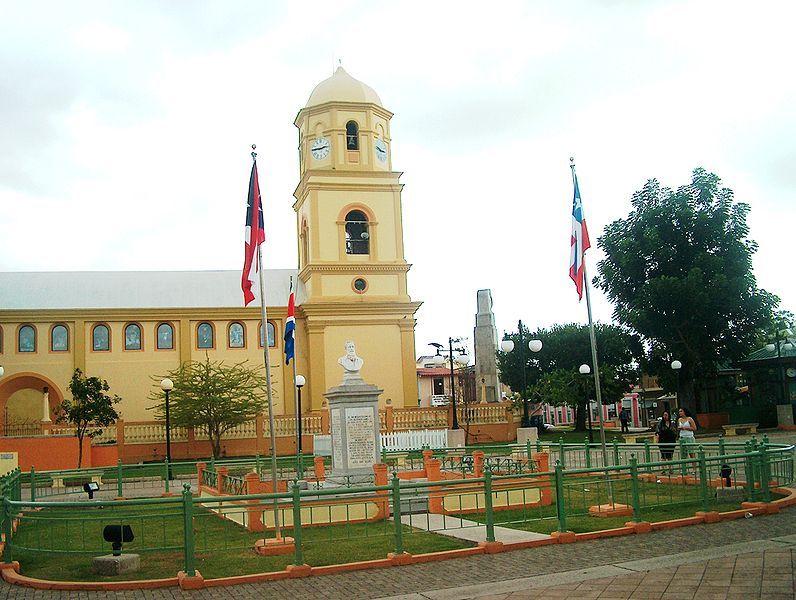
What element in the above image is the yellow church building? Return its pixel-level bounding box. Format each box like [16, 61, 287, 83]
[0, 67, 421, 432]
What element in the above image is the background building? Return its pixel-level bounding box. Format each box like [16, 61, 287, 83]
[0, 68, 421, 429]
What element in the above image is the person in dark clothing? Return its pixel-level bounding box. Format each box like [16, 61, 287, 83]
[655, 410, 677, 472]
[619, 409, 630, 433]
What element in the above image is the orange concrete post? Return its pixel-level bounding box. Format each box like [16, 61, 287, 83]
[386, 405, 395, 432]
[244, 472, 264, 532]
[216, 466, 228, 494]
[422, 448, 434, 475]
[533, 452, 553, 506]
[425, 458, 444, 513]
[314, 456, 326, 481]
[473, 451, 485, 478]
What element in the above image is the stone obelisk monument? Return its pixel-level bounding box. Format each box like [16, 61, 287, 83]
[325, 341, 382, 482]
[474, 289, 500, 403]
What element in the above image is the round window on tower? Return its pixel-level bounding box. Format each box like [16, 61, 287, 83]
[352, 278, 368, 294]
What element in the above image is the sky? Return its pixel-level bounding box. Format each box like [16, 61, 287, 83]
[1, 0, 794, 361]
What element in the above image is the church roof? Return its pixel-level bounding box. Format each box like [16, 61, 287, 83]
[0, 270, 299, 310]
[305, 67, 382, 107]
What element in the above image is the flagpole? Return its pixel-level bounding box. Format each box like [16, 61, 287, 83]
[289, 277, 302, 479]
[570, 158, 613, 503]
[252, 146, 282, 539]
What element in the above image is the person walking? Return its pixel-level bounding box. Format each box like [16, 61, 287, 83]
[619, 409, 630, 433]
[655, 410, 677, 473]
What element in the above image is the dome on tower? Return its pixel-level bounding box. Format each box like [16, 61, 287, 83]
[305, 67, 382, 107]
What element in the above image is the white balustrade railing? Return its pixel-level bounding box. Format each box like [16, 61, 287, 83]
[124, 423, 188, 444]
[381, 429, 448, 451]
[459, 403, 509, 425]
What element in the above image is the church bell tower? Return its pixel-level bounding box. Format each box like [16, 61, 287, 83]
[293, 67, 421, 409]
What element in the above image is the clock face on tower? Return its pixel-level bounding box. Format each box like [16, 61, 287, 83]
[374, 138, 387, 162]
[311, 137, 331, 160]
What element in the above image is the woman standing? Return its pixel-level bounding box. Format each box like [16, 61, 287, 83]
[655, 411, 677, 472]
[677, 407, 697, 459]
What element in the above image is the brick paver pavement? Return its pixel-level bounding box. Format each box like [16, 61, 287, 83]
[1, 504, 795, 599]
[486, 549, 796, 600]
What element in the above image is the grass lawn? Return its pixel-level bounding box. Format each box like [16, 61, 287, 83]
[9, 503, 471, 581]
[462, 475, 784, 534]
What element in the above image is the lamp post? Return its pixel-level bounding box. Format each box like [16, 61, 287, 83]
[295, 374, 306, 478]
[430, 340, 469, 430]
[160, 378, 174, 480]
[579, 364, 594, 443]
[671, 360, 682, 413]
[499, 320, 542, 428]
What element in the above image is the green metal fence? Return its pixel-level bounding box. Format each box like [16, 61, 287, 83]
[0, 440, 793, 580]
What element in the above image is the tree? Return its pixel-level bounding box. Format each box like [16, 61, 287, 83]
[497, 323, 641, 431]
[151, 356, 267, 459]
[56, 368, 121, 468]
[595, 168, 779, 413]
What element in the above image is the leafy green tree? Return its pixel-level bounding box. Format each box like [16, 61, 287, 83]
[497, 323, 641, 431]
[151, 356, 267, 459]
[56, 368, 121, 468]
[595, 168, 779, 412]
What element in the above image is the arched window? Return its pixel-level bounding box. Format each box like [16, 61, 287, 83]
[157, 323, 174, 350]
[124, 323, 142, 350]
[92, 324, 110, 352]
[346, 121, 359, 150]
[228, 322, 245, 349]
[51, 324, 69, 352]
[259, 321, 276, 348]
[197, 322, 214, 349]
[345, 210, 370, 254]
[18, 325, 36, 353]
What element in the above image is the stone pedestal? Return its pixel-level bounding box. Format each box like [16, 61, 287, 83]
[516, 427, 538, 446]
[92, 554, 140, 575]
[325, 378, 382, 480]
[446, 428, 465, 448]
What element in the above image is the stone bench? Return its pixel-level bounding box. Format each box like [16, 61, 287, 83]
[722, 423, 758, 436]
[623, 433, 656, 444]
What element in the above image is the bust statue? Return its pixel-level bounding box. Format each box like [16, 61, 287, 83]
[338, 341, 364, 382]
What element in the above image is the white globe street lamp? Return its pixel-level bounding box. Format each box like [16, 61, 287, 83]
[501, 322, 543, 427]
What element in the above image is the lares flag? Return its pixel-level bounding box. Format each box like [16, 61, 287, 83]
[569, 171, 591, 300]
[241, 162, 265, 306]
[284, 284, 295, 364]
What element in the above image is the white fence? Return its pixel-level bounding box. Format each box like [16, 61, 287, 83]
[380, 429, 448, 452]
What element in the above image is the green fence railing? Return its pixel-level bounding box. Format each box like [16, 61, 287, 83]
[0, 441, 792, 581]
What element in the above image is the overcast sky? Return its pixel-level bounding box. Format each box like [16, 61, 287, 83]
[1, 1, 793, 361]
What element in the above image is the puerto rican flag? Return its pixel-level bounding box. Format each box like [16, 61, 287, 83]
[284, 282, 296, 364]
[241, 162, 265, 306]
[569, 171, 591, 300]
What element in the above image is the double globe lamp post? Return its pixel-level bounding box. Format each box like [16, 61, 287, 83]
[499, 326, 542, 428]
